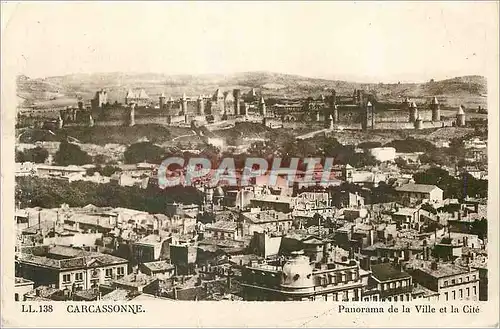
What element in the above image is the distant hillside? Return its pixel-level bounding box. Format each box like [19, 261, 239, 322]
[17, 72, 487, 109]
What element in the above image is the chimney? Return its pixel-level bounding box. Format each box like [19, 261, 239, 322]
[430, 261, 438, 270]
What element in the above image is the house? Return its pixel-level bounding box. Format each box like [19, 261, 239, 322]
[14, 277, 34, 301]
[204, 221, 241, 240]
[16, 245, 128, 292]
[139, 260, 175, 279]
[408, 260, 480, 301]
[364, 263, 413, 302]
[113, 271, 159, 294]
[242, 209, 294, 235]
[395, 184, 443, 204]
[132, 234, 172, 263]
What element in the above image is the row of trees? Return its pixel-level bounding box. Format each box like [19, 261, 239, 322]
[413, 167, 488, 199]
[15, 176, 203, 213]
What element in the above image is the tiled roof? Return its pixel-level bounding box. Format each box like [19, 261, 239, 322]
[371, 263, 411, 282]
[395, 184, 441, 193]
[205, 221, 237, 232]
[142, 260, 175, 272]
[18, 248, 127, 270]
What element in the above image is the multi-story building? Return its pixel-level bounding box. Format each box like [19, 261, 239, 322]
[395, 184, 443, 205]
[16, 245, 128, 292]
[408, 260, 480, 301]
[363, 263, 413, 302]
[239, 250, 368, 301]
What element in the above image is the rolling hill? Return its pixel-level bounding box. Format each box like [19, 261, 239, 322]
[16, 72, 487, 109]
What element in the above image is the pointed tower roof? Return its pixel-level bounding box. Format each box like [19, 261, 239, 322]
[168, 96, 174, 102]
[138, 89, 149, 99]
[457, 105, 465, 115]
[416, 114, 422, 121]
[410, 102, 417, 108]
[328, 114, 333, 120]
[366, 101, 372, 107]
[404, 97, 411, 103]
[431, 97, 439, 105]
[198, 95, 203, 100]
[213, 89, 224, 99]
[260, 96, 265, 104]
[160, 92, 166, 98]
[181, 93, 187, 100]
[126, 89, 135, 99]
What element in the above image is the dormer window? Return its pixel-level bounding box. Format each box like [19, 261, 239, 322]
[293, 274, 300, 281]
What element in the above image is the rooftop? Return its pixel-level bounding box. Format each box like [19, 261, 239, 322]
[205, 221, 238, 232]
[395, 183, 442, 194]
[114, 272, 157, 288]
[141, 260, 175, 273]
[370, 263, 411, 282]
[18, 246, 128, 270]
[412, 260, 473, 278]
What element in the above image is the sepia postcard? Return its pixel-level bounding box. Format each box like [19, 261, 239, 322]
[1, 1, 499, 328]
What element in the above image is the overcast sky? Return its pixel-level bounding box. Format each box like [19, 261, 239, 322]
[2, 1, 498, 83]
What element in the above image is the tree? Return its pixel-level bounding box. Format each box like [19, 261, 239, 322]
[124, 142, 166, 164]
[54, 141, 91, 165]
[16, 147, 49, 163]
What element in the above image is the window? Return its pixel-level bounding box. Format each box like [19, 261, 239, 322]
[117, 267, 125, 276]
[466, 288, 470, 297]
[444, 292, 448, 301]
[466, 276, 469, 282]
[373, 296, 378, 301]
[444, 280, 448, 287]
[75, 273, 83, 281]
[473, 275, 476, 281]
[459, 289, 463, 298]
[63, 274, 71, 283]
[394, 296, 398, 302]
[452, 290, 456, 300]
[473, 286, 477, 295]
[15, 293, 19, 301]
[105, 269, 113, 277]
[459, 278, 463, 283]
[451, 279, 456, 285]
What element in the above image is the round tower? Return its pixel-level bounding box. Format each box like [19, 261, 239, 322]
[409, 102, 418, 123]
[363, 101, 374, 130]
[159, 93, 166, 110]
[243, 103, 249, 116]
[166, 96, 174, 114]
[57, 113, 64, 129]
[332, 104, 339, 123]
[456, 105, 466, 127]
[414, 114, 423, 129]
[129, 103, 136, 127]
[233, 89, 241, 116]
[197, 95, 205, 115]
[328, 114, 334, 129]
[431, 97, 440, 122]
[181, 93, 188, 115]
[259, 96, 266, 116]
